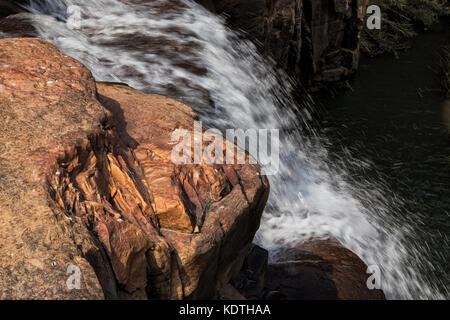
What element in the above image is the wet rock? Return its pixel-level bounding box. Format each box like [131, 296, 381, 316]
[218, 283, 246, 300]
[265, 238, 386, 300]
[0, 14, 38, 38]
[231, 239, 386, 300]
[0, 38, 269, 299]
[231, 244, 268, 299]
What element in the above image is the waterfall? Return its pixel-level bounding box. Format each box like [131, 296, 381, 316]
[12, 0, 447, 299]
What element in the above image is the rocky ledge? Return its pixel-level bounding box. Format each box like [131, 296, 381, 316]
[0, 38, 269, 299]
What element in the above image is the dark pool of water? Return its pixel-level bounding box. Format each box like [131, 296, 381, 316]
[319, 24, 449, 295]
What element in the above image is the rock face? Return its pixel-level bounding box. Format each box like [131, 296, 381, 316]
[206, 0, 368, 87]
[0, 0, 26, 18]
[0, 13, 38, 38]
[0, 38, 269, 299]
[232, 239, 386, 300]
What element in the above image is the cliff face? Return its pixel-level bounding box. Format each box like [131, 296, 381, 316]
[0, 38, 269, 299]
[0, 0, 26, 18]
[207, 0, 368, 87]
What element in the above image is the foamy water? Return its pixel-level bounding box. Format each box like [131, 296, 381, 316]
[9, 0, 447, 299]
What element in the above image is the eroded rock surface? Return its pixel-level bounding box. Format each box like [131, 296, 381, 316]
[0, 38, 269, 299]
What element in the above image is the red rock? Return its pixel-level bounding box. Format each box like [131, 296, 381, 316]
[0, 38, 269, 299]
[0, 38, 106, 299]
[96, 82, 270, 298]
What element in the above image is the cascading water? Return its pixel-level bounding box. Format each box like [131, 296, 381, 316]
[8, 0, 447, 299]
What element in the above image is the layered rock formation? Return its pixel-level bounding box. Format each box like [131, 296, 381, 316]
[232, 239, 386, 300]
[205, 0, 369, 87]
[0, 38, 269, 299]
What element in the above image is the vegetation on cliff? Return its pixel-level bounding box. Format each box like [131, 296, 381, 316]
[361, 0, 448, 57]
[361, 0, 449, 96]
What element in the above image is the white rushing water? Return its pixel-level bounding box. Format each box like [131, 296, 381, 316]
[13, 0, 447, 299]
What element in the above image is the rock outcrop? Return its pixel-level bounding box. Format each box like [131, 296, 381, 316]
[205, 0, 369, 87]
[232, 239, 386, 300]
[0, 38, 269, 299]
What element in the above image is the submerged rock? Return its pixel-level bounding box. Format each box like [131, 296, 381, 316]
[232, 239, 386, 300]
[265, 238, 386, 300]
[0, 38, 269, 299]
[0, 14, 38, 38]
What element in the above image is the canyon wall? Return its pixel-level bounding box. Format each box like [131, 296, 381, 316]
[0, 0, 26, 18]
[205, 0, 369, 88]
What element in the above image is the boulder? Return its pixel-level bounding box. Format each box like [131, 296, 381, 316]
[0, 38, 269, 299]
[231, 239, 386, 300]
[0, 14, 38, 38]
[265, 238, 386, 300]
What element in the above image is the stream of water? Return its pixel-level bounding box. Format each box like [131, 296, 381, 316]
[2, 0, 448, 299]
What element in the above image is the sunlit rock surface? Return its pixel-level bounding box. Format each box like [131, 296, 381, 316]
[0, 38, 269, 299]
